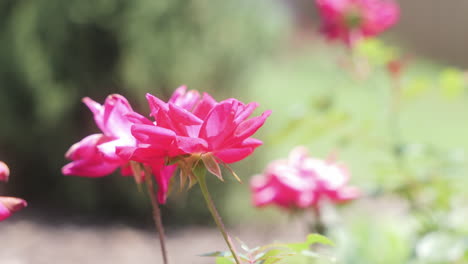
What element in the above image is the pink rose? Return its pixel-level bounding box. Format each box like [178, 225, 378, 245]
[62, 94, 137, 177]
[118, 86, 271, 180]
[62, 94, 175, 203]
[251, 147, 359, 209]
[316, 0, 399, 45]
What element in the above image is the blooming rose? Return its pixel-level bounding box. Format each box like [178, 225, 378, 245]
[118, 86, 271, 180]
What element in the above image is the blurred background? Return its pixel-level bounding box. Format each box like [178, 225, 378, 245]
[1, 0, 467, 263]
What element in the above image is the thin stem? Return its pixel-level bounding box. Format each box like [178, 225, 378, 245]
[311, 206, 326, 235]
[388, 71, 425, 216]
[143, 166, 169, 264]
[194, 165, 242, 264]
[389, 77, 402, 158]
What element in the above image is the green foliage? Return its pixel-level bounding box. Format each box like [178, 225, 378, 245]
[0, 0, 287, 219]
[203, 234, 333, 264]
[438, 68, 466, 99]
[355, 38, 398, 66]
[333, 218, 412, 264]
[287, 234, 334, 252]
[232, 37, 468, 264]
[216, 257, 235, 264]
[2, 1, 468, 261]
[402, 77, 430, 100]
[415, 231, 468, 263]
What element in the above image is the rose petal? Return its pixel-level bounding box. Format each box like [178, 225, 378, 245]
[0, 197, 27, 221]
[0, 161, 10, 182]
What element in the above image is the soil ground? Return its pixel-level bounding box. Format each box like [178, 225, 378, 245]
[0, 218, 306, 264]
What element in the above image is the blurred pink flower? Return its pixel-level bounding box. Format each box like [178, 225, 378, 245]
[0, 197, 27, 221]
[315, 0, 399, 45]
[0, 161, 10, 182]
[0, 162, 27, 221]
[118, 86, 271, 179]
[251, 147, 359, 210]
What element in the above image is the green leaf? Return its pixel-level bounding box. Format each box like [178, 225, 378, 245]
[261, 249, 296, 264]
[216, 257, 235, 264]
[306, 234, 334, 246]
[258, 249, 286, 259]
[356, 38, 398, 65]
[287, 234, 334, 252]
[200, 251, 232, 257]
[403, 77, 430, 100]
[262, 258, 283, 264]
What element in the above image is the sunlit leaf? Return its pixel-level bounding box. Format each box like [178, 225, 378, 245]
[402, 77, 430, 100]
[439, 68, 465, 99]
[287, 234, 333, 252]
[286, 242, 308, 252]
[258, 248, 296, 264]
[356, 38, 398, 66]
[216, 257, 235, 264]
[306, 234, 334, 246]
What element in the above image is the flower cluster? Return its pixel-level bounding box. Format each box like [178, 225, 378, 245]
[251, 147, 359, 210]
[315, 0, 400, 45]
[63, 86, 271, 203]
[0, 161, 27, 221]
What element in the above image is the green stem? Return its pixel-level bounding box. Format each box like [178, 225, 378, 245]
[311, 206, 326, 235]
[388, 73, 420, 209]
[143, 166, 169, 264]
[389, 77, 403, 165]
[194, 165, 242, 264]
